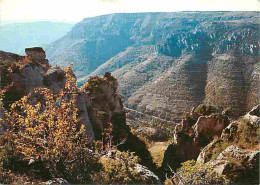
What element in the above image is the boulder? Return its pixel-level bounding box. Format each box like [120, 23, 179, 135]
[193, 114, 230, 139]
[25, 47, 46, 61]
[243, 104, 260, 124]
[135, 164, 161, 185]
[43, 66, 66, 93]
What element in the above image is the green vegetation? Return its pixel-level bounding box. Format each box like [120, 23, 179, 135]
[205, 140, 230, 161]
[234, 118, 260, 149]
[165, 160, 229, 185]
[194, 104, 217, 115]
[94, 151, 142, 184]
[82, 76, 103, 92]
[182, 112, 197, 127]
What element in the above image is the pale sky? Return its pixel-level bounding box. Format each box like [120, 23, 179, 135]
[0, 0, 259, 23]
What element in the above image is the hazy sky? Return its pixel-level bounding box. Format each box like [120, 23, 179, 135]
[0, 0, 259, 22]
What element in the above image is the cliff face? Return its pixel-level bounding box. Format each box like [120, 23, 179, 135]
[46, 12, 260, 121]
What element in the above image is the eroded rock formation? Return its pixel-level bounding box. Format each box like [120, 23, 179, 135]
[161, 105, 259, 183]
[161, 105, 230, 174]
[197, 105, 260, 183]
[161, 106, 229, 171]
[0, 49, 155, 171]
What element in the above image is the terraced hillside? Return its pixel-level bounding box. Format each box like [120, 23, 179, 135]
[46, 12, 260, 121]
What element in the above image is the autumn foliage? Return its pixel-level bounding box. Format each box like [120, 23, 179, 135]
[0, 65, 144, 184]
[0, 65, 101, 183]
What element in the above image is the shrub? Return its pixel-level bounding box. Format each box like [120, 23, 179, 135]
[166, 160, 229, 185]
[205, 140, 231, 161]
[182, 112, 197, 127]
[223, 107, 232, 117]
[94, 150, 143, 184]
[0, 66, 101, 183]
[234, 118, 259, 149]
[194, 104, 216, 115]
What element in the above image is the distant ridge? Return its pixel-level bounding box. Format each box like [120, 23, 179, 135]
[46, 12, 260, 121]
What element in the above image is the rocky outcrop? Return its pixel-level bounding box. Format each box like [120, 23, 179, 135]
[162, 106, 259, 183]
[161, 105, 229, 174]
[80, 72, 156, 170]
[0, 51, 24, 62]
[244, 104, 260, 124]
[135, 164, 161, 185]
[12, 64, 43, 95]
[75, 92, 95, 140]
[25, 47, 49, 68]
[43, 66, 66, 94]
[193, 114, 229, 139]
[0, 48, 55, 108]
[197, 139, 224, 163]
[0, 50, 155, 171]
[25, 47, 46, 61]
[196, 106, 259, 184]
[0, 50, 156, 179]
[210, 146, 259, 183]
[0, 48, 66, 135]
[80, 72, 124, 136]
